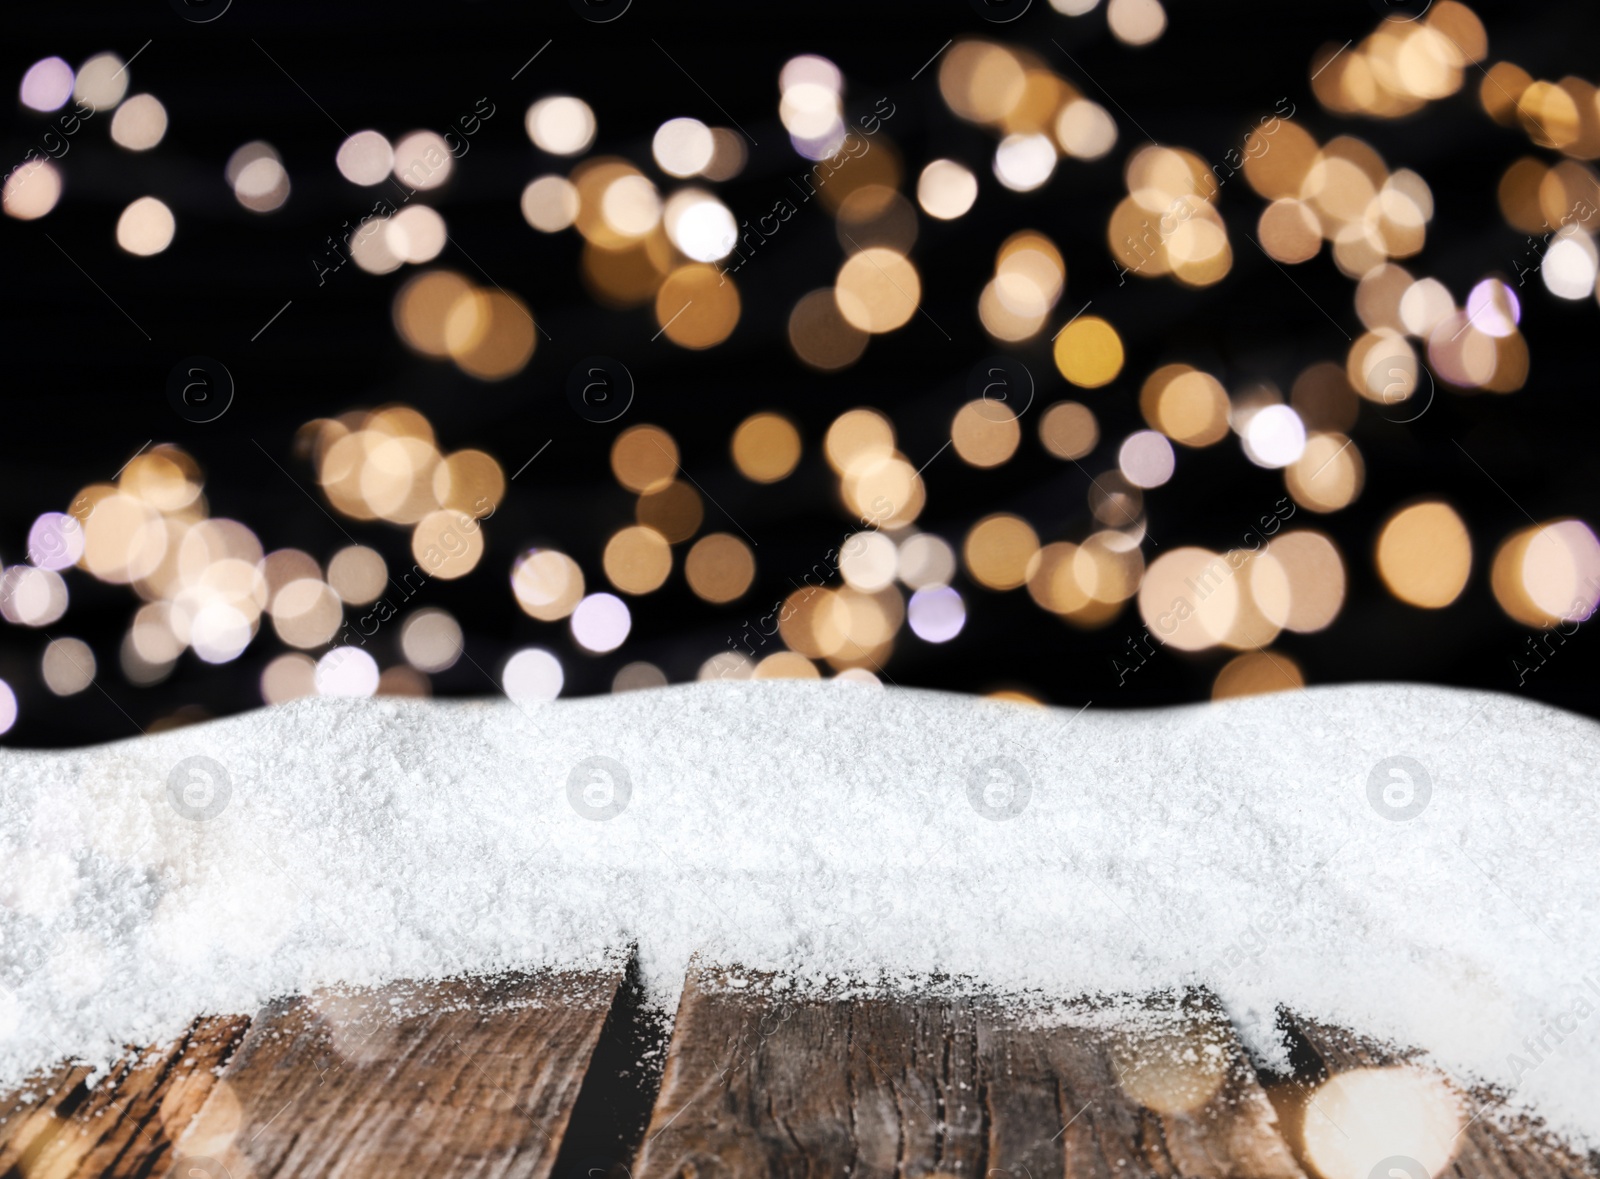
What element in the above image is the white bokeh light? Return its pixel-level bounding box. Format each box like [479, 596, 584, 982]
[993, 134, 1057, 193]
[1543, 234, 1597, 301]
[653, 117, 715, 178]
[27, 512, 84, 571]
[571, 592, 631, 653]
[1244, 405, 1308, 469]
[336, 130, 394, 186]
[190, 604, 253, 664]
[908, 585, 966, 643]
[314, 646, 380, 697]
[664, 190, 737, 262]
[1118, 431, 1176, 488]
[503, 647, 564, 702]
[20, 57, 74, 112]
[525, 96, 596, 156]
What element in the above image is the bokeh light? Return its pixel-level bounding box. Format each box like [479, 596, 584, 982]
[1376, 502, 1472, 608]
[1054, 316, 1124, 387]
[110, 95, 167, 151]
[732, 413, 802, 483]
[571, 592, 632, 653]
[20, 57, 74, 112]
[336, 130, 394, 185]
[504, 648, 564, 702]
[526, 96, 597, 156]
[41, 638, 95, 697]
[115, 197, 175, 256]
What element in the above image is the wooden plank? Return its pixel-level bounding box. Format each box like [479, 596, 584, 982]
[0, 1013, 249, 1179]
[1275, 1015, 1598, 1179]
[168, 968, 622, 1179]
[632, 966, 1305, 1179]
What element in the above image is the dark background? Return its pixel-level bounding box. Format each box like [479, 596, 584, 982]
[3, 0, 1598, 747]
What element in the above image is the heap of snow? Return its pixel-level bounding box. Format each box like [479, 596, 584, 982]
[1, 681, 1597, 1142]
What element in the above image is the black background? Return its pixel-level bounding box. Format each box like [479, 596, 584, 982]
[3, 0, 1599, 747]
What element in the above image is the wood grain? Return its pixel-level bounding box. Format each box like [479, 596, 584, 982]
[166, 968, 621, 1179]
[1275, 1015, 1598, 1179]
[633, 966, 1305, 1179]
[0, 1014, 249, 1179]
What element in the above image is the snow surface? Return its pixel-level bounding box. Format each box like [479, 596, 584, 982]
[1, 681, 1597, 1142]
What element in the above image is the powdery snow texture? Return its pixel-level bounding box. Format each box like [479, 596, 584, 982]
[0, 682, 1595, 1142]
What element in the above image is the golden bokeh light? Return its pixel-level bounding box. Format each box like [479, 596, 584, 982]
[1212, 548, 1281, 649]
[1481, 62, 1533, 126]
[1258, 199, 1323, 264]
[656, 264, 741, 349]
[951, 401, 1021, 468]
[612, 425, 679, 493]
[1243, 120, 1321, 200]
[1376, 502, 1472, 609]
[512, 549, 584, 621]
[1055, 99, 1118, 160]
[836, 185, 918, 255]
[753, 651, 821, 680]
[1140, 365, 1230, 447]
[1054, 315, 1125, 388]
[835, 248, 922, 334]
[1491, 519, 1600, 628]
[825, 408, 896, 476]
[1139, 548, 1239, 652]
[444, 288, 537, 381]
[270, 578, 343, 649]
[1286, 433, 1365, 513]
[411, 510, 485, 580]
[1108, 1022, 1228, 1115]
[789, 287, 870, 371]
[964, 514, 1040, 591]
[1213, 651, 1306, 700]
[432, 449, 505, 517]
[327, 545, 387, 605]
[636, 480, 704, 543]
[393, 270, 474, 359]
[1038, 401, 1099, 460]
[603, 525, 673, 595]
[685, 533, 756, 603]
[581, 233, 673, 309]
[260, 549, 321, 602]
[732, 413, 802, 483]
[1291, 362, 1361, 433]
[842, 451, 925, 529]
[939, 41, 1027, 126]
[262, 652, 318, 704]
[1252, 530, 1347, 633]
[778, 586, 851, 659]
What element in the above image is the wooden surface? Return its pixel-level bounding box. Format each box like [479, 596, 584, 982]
[166, 968, 621, 1179]
[6, 975, 1598, 1179]
[633, 965, 1306, 1179]
[0, 1014, 248, 1179]
[1277, 1015, 1599, 1179]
